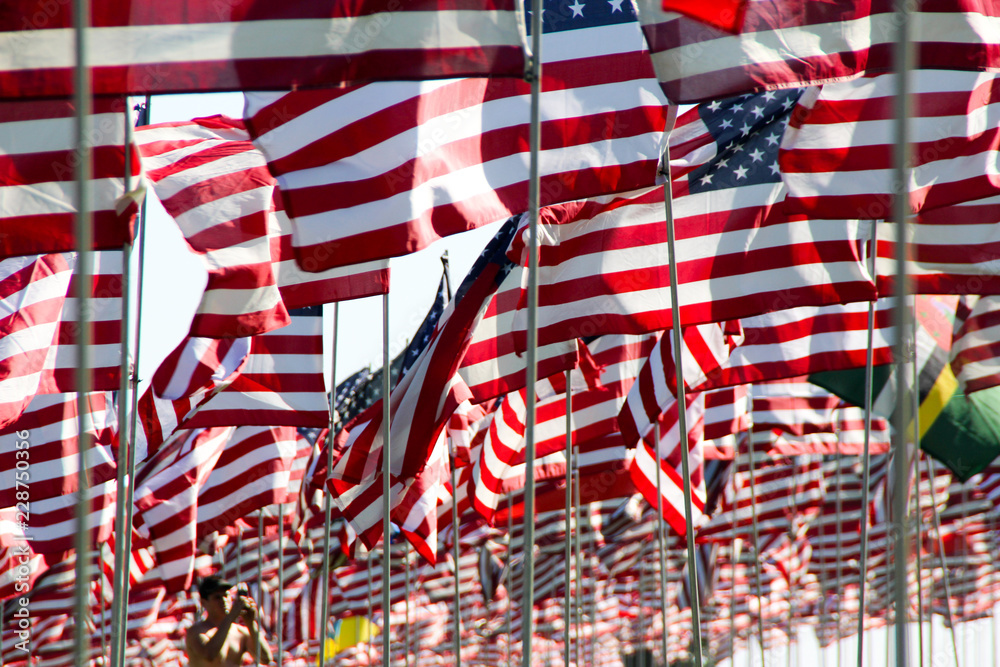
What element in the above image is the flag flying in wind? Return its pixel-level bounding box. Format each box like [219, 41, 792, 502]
[0, 0, 526, 98]
[659, 0, 747, 32]
[952, 295, 1000, 393]
[136, 116, 388, 338]
[243, 0, 669, 270]
[780, 71, 1000, 220]
[633, 0, 1000, 103]
[0, 98, 141, 258]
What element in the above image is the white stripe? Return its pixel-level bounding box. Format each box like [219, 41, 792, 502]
[1, 12, 523, 71]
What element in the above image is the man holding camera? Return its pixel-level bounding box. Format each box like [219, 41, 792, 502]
[186, 576, 274, 667]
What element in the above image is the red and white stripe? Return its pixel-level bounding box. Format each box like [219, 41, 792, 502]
[151, 335, 251, 400]
[180, 307, 330, 430]
[133, 427, 233, 592]
[0, 0, 525, 98]
[458, 255, 578, 403]
[243, 12, 668, 270]
[701, 384, 749, 459]
[951, 295, 1000, 393]
[634, 0, 1000, 103]
[780, 71, 1000, 220]
[0, 97, 140, 257]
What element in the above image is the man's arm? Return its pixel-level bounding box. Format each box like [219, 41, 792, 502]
[186, 605, 243, 663]
[240, 596, 274, 664]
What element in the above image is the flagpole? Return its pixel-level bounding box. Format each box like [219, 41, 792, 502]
[744, 400, 766, 667]
[834, 453, 844, 667]
[255, 515, 264, 667]
[72, 0, 95, 661]
[924, 455, 961, 666]
[637, 538, 648, 665]
[573, 444, 583, 667]
[381, 292, 392, 666]
[319, 302, 338, 667]
[109, 100, 136, 667]
[277, 501, 285, 667]
[506, 495, 513, 667]
[367, 550, 375, 665]
[910, 363, 925, 667]
[563, 371, 573, 667]
[653, 421, 671, 665]
[519, 0, 543, 658]
[661, 139, 704, 667]
[856, 224, 878, 667]
[404, 539, 411, 667]
[450, 439, 461, 667]
[890, 0, 915, 661]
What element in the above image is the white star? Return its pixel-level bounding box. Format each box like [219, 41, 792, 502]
[734, 165, 749, 179]
[781, 96, 796, 110]
[720, 118, 733, 129]
[716, 156, 729, 169]
[730, 102, 743, 113]
[569, 0, 585, 17]
[763, 90, 776, 102]
[765, 132, 780, 146]
[707, 100, 721, 111]
[699, 172, 713, 185]
[731, 143, 744, 153]
[749, 148, 765, 162]
[608, 0, 624, 12]
[751, 105, 764, 118]
[769, 161, 781, 175]
[740, 122, 752, 136]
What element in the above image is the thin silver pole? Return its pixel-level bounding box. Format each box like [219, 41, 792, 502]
[382, 293, 392, 666]
[404, 539, 411, 667]
[662, 140, 704, 667]
[73, 0, 94, 662]
[924, 455, 961, 667]
[368, 551, 375, 665]
[237, 530, 243, 585]
[506, 497, 513, 667]
[110, 101, 136, 667]
[890, 0, 915, 663]
[563, 372, 573, 667]
[653, 421, 670, 666]
[835, 454, 844, 667]
[573, 446, 583, 667]
[637, 539, 648, 665]
[520, 0, 543, 658]
[910, 369, 925, 667]
[256, 516, 264, 667]
[856, 225, 878, 667]
[450, 440, 462, 667]
[277, 502, 285, 667]
[318, 303, 337, 667]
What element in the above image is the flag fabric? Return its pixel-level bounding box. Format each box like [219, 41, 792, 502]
[779, 71, 1000, 220]
[811, 296, 1000, 481]
[659, 0, 747, 32]
[628, 393, 707, 537]
[0, 393, 119, 554]
[179, 306, 330, 430]
[618, 322, 739, 450]
[0, 251, 124, 431]
[133, 427, 233, 592]
[952, 295, 1000, 393]
[634, 0, 1000, 104]
[0, 97, 140, 258]
[243, 0, 669, 270]
[151, 336, 251, 401]
[136, 116, 388, 338]
[0, 0, 526, 98]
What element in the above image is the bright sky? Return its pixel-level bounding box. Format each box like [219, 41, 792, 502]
[134, 92, 501, 391]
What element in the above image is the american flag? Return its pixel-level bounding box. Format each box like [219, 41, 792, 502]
[780, 71, 1000, 220]
[0, 97, 140, 257]
[243, 0, 668, 270]
[634, 0, 1000, 104]
[952, 295, 1000, 393]
[0, 0, 526, 98]
[136, 117, 388, 338]
[151, 336, 251, 401]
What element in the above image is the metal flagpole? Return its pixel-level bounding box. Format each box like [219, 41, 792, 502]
[785, 460, 797, 667]
[277, 502, 285, 667]
[109, 101, 137, 667]
[319, 302, 338, 667]
[835, 454, 844, 667]
[637, 539, 648, 666]
[255, 515, 264, 667]
[450, 439, 462, 667]
[856, 223, 878, 667]
[563, 372, 573, 667]
[506, 497, 513, 667]
[653, 421, 670, 666]
[72, 0, 95, 661]
[924, 455, 961, 667]
[237, 530, 243, 584]
[662, 139, 704, 667]
[573, 445, 583, 667]
[404, 540, 411, 667]
[367, 551, 375, 665]
[745, 406, 767, 667]
[520, 0, 543, 659]
[910, 368, 925, 667]
[890, 0, 915, 662]
[381, 293, 392, 666]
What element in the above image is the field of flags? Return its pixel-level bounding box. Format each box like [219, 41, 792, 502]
[4, 0, 1000, 666]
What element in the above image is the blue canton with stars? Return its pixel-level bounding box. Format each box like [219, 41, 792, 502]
[687, 88, 804, 194]
[523, 0, 637, 35]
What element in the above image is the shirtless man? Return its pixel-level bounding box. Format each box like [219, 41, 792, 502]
[186, 576, 274, 667]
